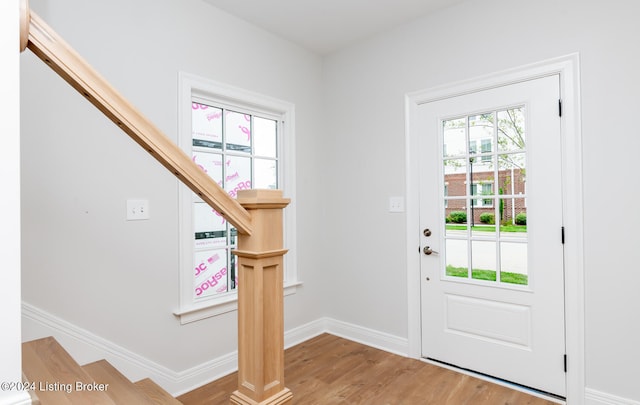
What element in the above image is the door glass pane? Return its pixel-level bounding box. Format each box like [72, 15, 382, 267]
[444, 157, 468, 236]
[499, 153, 526, 196]
[441, 106, 528, 287]
[445, 239, 468, 278]
[500, 242, 528, 285]
[443, 118, 466, 157]
[498, 153, 527, 174]
[470, 156, 494, 188]
[444, 159, 467, 195]
[512, 197, 527, 227]
[445, 203, 468, 236]
[471, 240, 497, 281]
[497, 107, 525, 152]
[469, 113, 493, 157]
[473, 203, 496, 237]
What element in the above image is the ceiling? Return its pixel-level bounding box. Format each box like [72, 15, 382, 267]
[201, 0, 467, 55]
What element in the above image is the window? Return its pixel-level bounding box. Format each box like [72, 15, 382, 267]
[469, 140, 477, 154]
[469, 139, 493, 162]
[480, 138, 492, 162]
[471, 182, 493, 207]
[190, 104, 279, 299]
[175, 73, 298, 323]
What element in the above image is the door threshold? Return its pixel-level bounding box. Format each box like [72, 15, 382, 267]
[421, 357, 566, 405]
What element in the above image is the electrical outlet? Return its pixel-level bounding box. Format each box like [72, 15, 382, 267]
[126, 199, 150, 220]
[389, 196, 405, 213]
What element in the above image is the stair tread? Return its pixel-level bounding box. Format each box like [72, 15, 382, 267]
[83, 360, 158, 405]
[135, 378, 183, 405]
[22, 337, 115, 405]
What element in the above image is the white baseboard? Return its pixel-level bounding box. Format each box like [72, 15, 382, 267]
[30, 303, 639, 405]
[585, 388, 640, 405]
[284, 318, 328, 349]
[22, 303, 409, 397]
[22, 302, 205, 396]
[284, 317, 410, 357]
[324, 318, 409, 357]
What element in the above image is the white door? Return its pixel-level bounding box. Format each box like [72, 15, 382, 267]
[418, 75, 566, 397]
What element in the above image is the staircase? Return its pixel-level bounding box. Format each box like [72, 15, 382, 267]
[22, 337, 182, 404]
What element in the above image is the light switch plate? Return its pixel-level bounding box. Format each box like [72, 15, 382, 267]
[389, 196, 405, 213]
[126, 199, 150, 220]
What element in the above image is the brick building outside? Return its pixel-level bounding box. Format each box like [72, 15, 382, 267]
[445, 166, 526, 225]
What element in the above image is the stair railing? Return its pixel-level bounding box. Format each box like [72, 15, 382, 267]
[20, 1, 291, 403]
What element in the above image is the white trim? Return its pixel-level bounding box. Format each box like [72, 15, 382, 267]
[286, 317, 410, 357]
[584, 388, 640, 405]
[324, 319, 409, 357]
[585, 388, 640, 405]
[22, 302, 188, 393]
[29, 302, 582, 401]
[283, 318, 327, 349]
[176, 72, 298, 323]
[174, 282, 302, 324]
[405, 53, 584, 403]
[22, 302, 409, 397]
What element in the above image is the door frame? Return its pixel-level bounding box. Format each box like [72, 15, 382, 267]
[404, 53, 583, 403]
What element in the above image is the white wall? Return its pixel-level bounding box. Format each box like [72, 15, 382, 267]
[1, 0, 31, 404]
[321, 0, 640, 402]
[20, 0, 326, 389]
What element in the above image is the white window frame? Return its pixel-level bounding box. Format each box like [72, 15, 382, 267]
[174, 72, 299, 324]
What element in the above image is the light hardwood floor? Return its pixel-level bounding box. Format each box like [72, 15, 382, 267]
[178, 333, 560, 405]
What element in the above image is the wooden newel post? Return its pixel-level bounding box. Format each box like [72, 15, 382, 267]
[231, 189, 293, 405]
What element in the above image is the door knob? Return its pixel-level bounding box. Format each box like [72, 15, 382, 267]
[423, 228, 432, 237]
[423, 246, 439, 255]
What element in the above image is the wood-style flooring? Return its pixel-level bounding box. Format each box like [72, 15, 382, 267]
[177, 333, 560, 405]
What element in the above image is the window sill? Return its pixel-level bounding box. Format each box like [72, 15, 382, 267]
[174, 281, 302, 324]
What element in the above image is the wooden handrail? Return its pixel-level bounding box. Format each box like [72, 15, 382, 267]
[22, 10, 253, 235]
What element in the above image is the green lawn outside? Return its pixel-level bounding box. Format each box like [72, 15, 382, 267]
[446, 265, 528, 285]
[445, 224, 527, 233]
